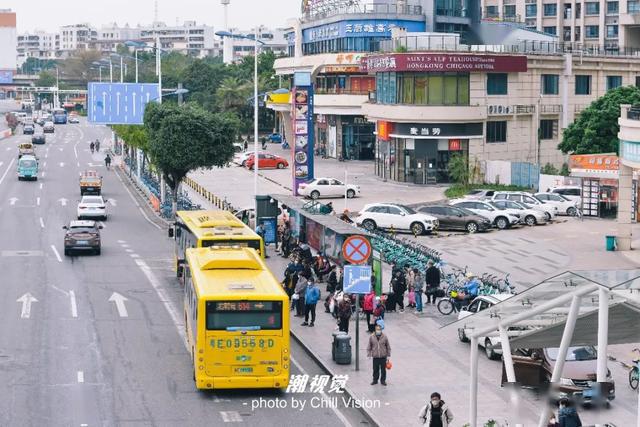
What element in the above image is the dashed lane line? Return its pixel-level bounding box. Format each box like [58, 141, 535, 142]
[39, 217, 45, 228]
[50, 245, 62, 263]
[0, 158, 15, 186]
[77, 371, 84, 383]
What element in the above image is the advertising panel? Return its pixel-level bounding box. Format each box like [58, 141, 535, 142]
[292, 80, 314, 195]
[302, 19, 425, 43]
[0, 70, 13, 84]
[569, 154, 619, 171]
[361, 53, 528, 73]
[305, 219, 324, 251]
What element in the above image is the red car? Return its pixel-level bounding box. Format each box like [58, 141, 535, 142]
[245, 153, 289, 170]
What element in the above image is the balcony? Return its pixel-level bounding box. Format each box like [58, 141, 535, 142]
[540, 104, 563, 114]
[626, 105, 640, 120]
[362, 101, 486, 122]
[315, 87, 372, 96]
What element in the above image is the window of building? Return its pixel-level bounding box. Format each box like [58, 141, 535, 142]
[544, 3, 558, 15]
[606, 25, 619, 38]
[541, 74, 559, 95]
[575, 75, 592, 95]
[564, 3, 573, 18]
[540, 119, 558, 140]
[576, 3, 582, 17]
[585, 25, 599, 38]
[544, 26, 557, 35]
[563, 26, 572, 41]
[585, 2, 600, 14]
[607, 1, 619, 13]
[629, 0, 640, 12]
[375, 72, 469, 105]
[487, 73, 508, 95]
[607, 75, 622, 90]
[526, 4, 537, 16]
[486, 5, 499, 17]
[575, 26, 581, 40]
[504, 4, 516, 17]
[636, 76, 640, 88]
[487, 121, 508, 143]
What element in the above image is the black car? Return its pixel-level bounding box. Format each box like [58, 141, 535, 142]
[32, 134, 46, 144]
[419, 205, 492, 233]
[23, 124, 35, 135]
[63, 220, 103, 256]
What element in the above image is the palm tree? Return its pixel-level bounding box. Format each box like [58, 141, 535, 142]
[216, 77, 251, 112]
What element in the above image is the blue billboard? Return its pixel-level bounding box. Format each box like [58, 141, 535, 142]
[88, 82, 160, 125]
[302, 19, 426, 43]
[0, 70, 13, 84]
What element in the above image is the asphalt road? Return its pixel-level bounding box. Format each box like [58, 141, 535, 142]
[0, 119, 369, 427]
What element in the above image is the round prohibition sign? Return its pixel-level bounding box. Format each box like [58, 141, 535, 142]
[342, 235, 372, 265]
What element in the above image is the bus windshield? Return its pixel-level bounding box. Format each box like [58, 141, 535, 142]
[206, 301, 282, 330]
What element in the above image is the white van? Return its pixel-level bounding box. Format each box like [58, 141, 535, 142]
[550, 186, 582, 205]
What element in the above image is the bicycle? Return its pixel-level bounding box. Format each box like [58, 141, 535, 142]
[630, 348, 639, 391]
[437, 284, 467, 315]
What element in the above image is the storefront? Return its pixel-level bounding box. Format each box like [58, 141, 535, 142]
[375, 122, 483, 184]
[316, 114, 375, 160]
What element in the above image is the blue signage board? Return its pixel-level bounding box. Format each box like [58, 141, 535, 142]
[343, 265, 373, 295]
[0, 70, 13, 84]
[260, 217, 278, 245]
[302, 19, 425, 43]
[88, 82, 160, 125]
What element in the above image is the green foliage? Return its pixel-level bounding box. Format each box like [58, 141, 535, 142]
[445, 184, 531, 199]
[21, 57, 57, 74]
[36, 71, 57, 88]
[144, 103, 238, 218]
[448, 153, 470, 185]
[560, 162, 570, 176]
[559, 85, 640, 154]
[540, 163, 559, 175]
[111, 125, 149, 152]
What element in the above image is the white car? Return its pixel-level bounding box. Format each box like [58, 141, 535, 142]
[549, 185, 582, 206]
[356, 203, 438, 235]
[233, 150, 267, 167]
[298, 178, 360, 199]
[68, 115, 80, 124]
[491, 192, 557, 221]
[77, 195, 108, 221]
[457, 294, 513, 359]
[489, 200, 548, 226]
[534, 192, 578, 216]
[43, 121, 54, 133]
[450, 200, 520, 230]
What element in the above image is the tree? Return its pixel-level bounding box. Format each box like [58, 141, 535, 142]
[448, 153, 469, 185]
[216, 76, 252, 111]
[112, 124, 150, 174]
[540, 163, 559, 175]
[144, 103, 238, 218]
[5, 113, 18, 133]
[36, 71, 57, 88]
[559, 85, 640, 155]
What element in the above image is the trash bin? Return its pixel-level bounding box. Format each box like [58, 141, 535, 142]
[605, 235, 616, 251]
[334, 334, 352, 365]
[332, 331, 347, 361]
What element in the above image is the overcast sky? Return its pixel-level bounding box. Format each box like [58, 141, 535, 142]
[5, 0, 301, 33]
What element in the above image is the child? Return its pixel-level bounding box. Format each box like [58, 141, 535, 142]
[408, 286, 416, 308]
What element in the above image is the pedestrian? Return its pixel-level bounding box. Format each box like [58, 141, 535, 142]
[557, 398, 582, 427]
[104, 153, 112, 170]
[261, 136, 267, 149]
[406, 268, 415, 308]
[294, 272, 308, 317]
[89, 141, 95, 153]
[363, 287, 376, 332]
[301, 278, 320, 327]
[391, 269, 407, 313]
[366, 323, 391, 386]
[324, 265, 338, 313]
[418, 392, 454, 426]
[413, 268, 425, 313]
[425, 260, 441, 305]
[95, 139, 100, 152]
[255, 222, 268, 258]
[373, 296, 385, 323]
[337, 294, 352, 333]
[243, 138, 248, 152]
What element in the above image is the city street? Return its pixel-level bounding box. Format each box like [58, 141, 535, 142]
[0, 116, 369, 426]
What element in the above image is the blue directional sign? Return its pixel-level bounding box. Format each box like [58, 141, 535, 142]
[343, 265, 372, 295]
[88, 82, 160, 125]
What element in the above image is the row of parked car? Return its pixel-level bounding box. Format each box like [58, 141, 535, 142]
[354, 189, 580, 235]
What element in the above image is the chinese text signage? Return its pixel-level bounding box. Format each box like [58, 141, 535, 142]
[361, 53, 528, 73]
[302, 19, 425, 43]
[393, 122, 483, 138]
[569, 154, 619, 171]
[292, 80, 314, 195]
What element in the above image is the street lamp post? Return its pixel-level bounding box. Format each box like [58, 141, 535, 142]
[216, 29, 265, 229]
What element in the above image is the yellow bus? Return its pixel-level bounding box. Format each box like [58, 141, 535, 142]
[184, 246, 290, 390]
[170, 210, 265, 277]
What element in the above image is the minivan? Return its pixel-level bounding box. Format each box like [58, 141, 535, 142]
[17, 155, 38, 181]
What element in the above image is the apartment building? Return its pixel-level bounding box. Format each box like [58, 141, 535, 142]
[59, 24, 98, 51]
[227, 27, 289, 60]
[139, 21, 216, 57]
[17, 31, 59, 66]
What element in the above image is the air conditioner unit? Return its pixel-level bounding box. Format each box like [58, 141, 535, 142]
[489, 105, 495, 114]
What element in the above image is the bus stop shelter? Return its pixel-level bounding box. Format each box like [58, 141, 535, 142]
[444, 269, 640, 427]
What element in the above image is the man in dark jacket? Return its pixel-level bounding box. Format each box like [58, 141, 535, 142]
[391, 270, 407, 312]
[425, 260, 441, 305]
[337, 295, 352, 333]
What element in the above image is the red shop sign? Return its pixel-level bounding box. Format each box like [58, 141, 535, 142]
[448, 139, 461, 151]
[361, 53, 528, 73]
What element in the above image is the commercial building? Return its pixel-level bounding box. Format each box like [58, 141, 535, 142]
[139, 21, 217, 57]
[0, 9, 17, 74]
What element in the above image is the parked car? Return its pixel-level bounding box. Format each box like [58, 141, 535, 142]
[232, 142, 244, 153]
[298, 177, 360, 199]
[457, 294, 514, 355]
[77, 195, 108, 221]
[43, 121, 55, 133]
[356, 203, 439, 235]
[549, 185, 582, 205]
[245, 153, 288, 170]
[507, 346, 615, 404]
[23, 124, 35, 135]
[63, 220, 103, 256]
[234, 150, 267, 167]
[491, 192, 557, 221]
[450, 200, 520, 230]
[535, 192, 578, 216]
[419, 205, 491, 233]
[267, 133, 282, 143]
[489, 200, 548, 226]
[234, 207, 256, 229]
[464, 189, 497, 200]
[31, 134, 46, 145]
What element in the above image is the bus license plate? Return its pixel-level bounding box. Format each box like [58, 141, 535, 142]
[235, 367, 253, 374]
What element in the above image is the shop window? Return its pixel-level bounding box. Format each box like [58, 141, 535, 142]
[428, 75, 444, 105]
[607, 75, 622, 90]
[585, 2, 600, 14]
[444, 75, 458, 105]
[541, 74, 559, 95]
[575, 75, 591, 95]
[458, 76, 470, 104]
[487, 121, 507, 143]
[415, 76, 428, 104]
[401, 74, 414, 104]
[540, 119, 558, 140]
[487, 73, 508, 95]
[544, 3, 557, 16]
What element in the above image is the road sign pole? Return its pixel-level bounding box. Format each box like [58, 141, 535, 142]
[355, 292, 360, 372]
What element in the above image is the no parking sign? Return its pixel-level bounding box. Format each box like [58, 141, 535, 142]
[341, 235, 371, 265]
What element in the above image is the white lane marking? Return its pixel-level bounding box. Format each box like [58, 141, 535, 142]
[59, 162, 65, 167]
[0, 158, 15, 186]
[108, 292, 129, 318]
[5, 147, 10, 151]
[115, 171, 162, 230]
[58, 198, 68, 206]
[130, 254, 140, 258]
[43, 161, 47, 168]
[36, 197, 40, 206]
[77, 371, 84, 383]
[117, 240, 126, 243]
[39, 183, 43, 190]
[77, 162, 80, 167]
[42, 171, 46, 178]
[135, 259, 186, 348]
[121, 244, 130, 248]
[39, 217, 45, 228]
[125, 249, 133, 253]
[9, 197, 18, 205]
[220, 411, 242, 423]
[50, 245, 63, 262]
[45, 153, 49, 159]
[0, 161, 3, 167]
[17, 293, 38, 319]
[290, 355, 353, 427]
[69, 290, 78, 318]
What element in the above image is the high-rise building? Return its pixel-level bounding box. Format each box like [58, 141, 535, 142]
[59, 23, 98, 52]
[0, 9, 17, 74]
[17, 31, 59, 67]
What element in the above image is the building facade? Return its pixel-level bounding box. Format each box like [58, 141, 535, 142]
[228, 27, 289, 61]
[59, 24, 98, 52]
[17, 31, 59, 67]
[0, 9, 17, 73]
[139, 21, 217, 57]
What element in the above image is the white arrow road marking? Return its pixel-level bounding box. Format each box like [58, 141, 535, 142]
[39, 217, 45, 228]
[9, 197, 18, 205]
[108, 199, 117, 206]
[50, 245, 62, 262]
[73, 141, 79, 159]
[77, 371, 84, 383]
[69, 290, 78, 318]
[39, 183, 43, 190]
[17, 293, 38, 319]
[116, 92, 121, 115]
[108, 292, 129, 317]
[0, 158, 15, 186]
[58, 198, 68, 206]
[36, 197, 40, 206]
[59, 162, 65, 167]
